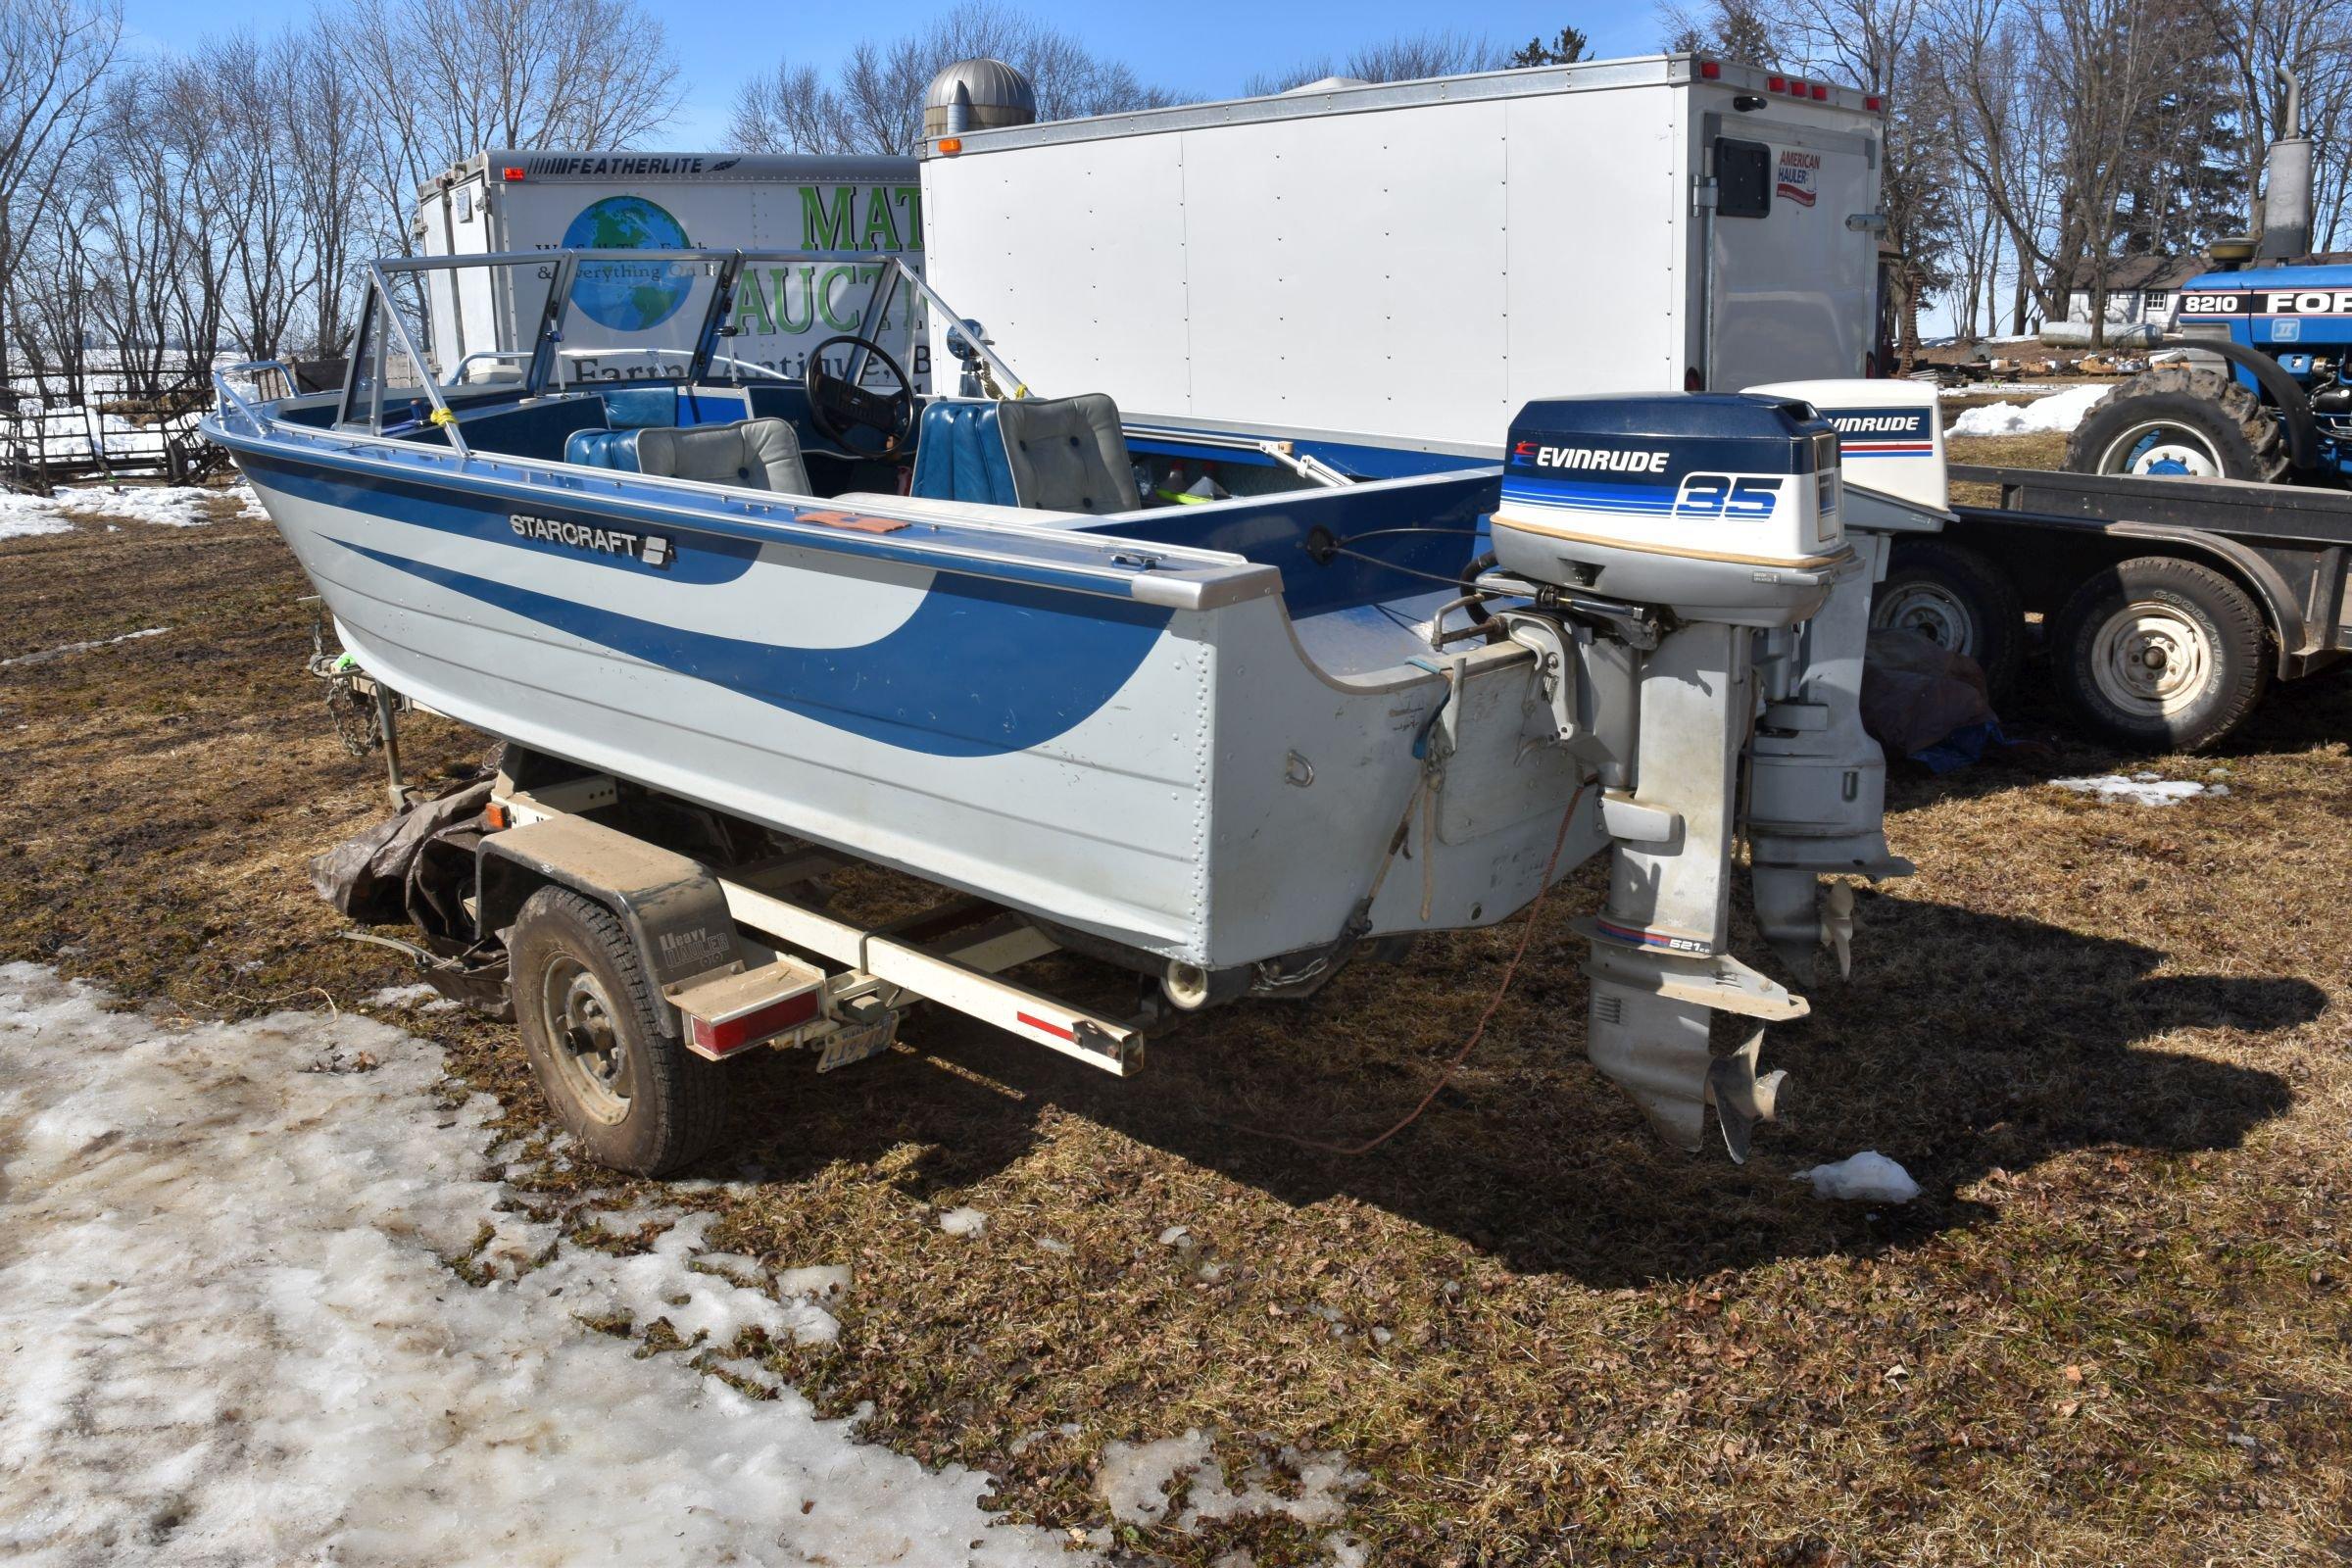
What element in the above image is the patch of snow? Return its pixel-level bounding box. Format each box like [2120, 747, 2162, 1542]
[2051, 774, 2211, 806]
[364, 982, 443, 1008]
[0, 962, 1081, 1566]
[1947, 382, 2114, 437]
[0, 482, 261, 540]
[0, 492, 74, 541]
[0, 625, 170, 668]
[1794, 1151, 1923, 1202]
[1096, 1429, 1363, 1533]
[939, 1205, 989, 1237]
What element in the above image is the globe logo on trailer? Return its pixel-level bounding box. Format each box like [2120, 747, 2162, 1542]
[563, 196, 694, 331]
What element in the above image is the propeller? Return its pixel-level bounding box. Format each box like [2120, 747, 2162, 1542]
[1704, 1029, 1788, 1164]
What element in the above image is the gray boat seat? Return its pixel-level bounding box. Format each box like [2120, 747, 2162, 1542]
[910, 394, 1141, 514]
[564, 417, 809, 494]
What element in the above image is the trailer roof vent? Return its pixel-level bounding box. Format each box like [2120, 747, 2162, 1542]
[1283, 75, 1371, 93]
[924, 59, 1038, 138]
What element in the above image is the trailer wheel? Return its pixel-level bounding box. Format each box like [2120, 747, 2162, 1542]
[510, 884, 723, 1175]
[2050, 557, 2270, 753]
[1870, 539, 2025, 696]
[2064, 366, 2290, 483]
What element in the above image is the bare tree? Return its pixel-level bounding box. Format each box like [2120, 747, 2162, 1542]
[347, 0, 683, 251]
[0, 0, 121, 385]
[2200, 0, 2352, 249]
[286, 21, 368, 359]
[732, 2, 1177, 158]
[1242, 29, 1512, 95]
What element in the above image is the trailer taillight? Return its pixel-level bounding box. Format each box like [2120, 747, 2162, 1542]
[1685, 366, 1705, 392]
[502, 167, 525, 182]
[687, 989, 822, 1057]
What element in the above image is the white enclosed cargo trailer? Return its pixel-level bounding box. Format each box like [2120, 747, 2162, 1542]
[415, 150, 925, 386]
[919, 55, 1888, 450]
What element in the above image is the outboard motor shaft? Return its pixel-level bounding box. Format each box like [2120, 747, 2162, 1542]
[1489, 393, 1892, 1159]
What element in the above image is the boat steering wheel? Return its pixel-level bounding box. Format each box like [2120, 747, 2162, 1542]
[805, 334, 916, 461]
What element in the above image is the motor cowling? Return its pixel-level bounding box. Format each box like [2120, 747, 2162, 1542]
[1491, 393, 1851, 627]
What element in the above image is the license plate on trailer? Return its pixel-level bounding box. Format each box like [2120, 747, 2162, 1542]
[815, 1010, 901, 1073]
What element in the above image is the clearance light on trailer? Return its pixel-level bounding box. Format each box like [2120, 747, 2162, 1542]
[1685, 366, 1705, 391]
[687, 988, 823, 1058]
[1768, 75, 1787, 92]
[937, 136, 963, 155]
[501, 166, 526, 181]
[1811, 84, 1829, 100]
[1698, 59, 1721, 79]
[1865, 94, 1884, 111]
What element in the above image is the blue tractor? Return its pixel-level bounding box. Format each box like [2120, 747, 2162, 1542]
[2065, 71, 2339, 486]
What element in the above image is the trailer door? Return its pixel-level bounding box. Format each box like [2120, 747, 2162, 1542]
[1703, 119, 1880, 391]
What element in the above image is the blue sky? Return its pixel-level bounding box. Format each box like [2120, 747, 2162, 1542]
[119, 1, 1673, 143]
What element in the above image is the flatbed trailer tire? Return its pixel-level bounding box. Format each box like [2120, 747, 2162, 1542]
[2049, 556, 2270, 753]
[510, 883, 725, 1175]
[1870, 538, 2026, 697]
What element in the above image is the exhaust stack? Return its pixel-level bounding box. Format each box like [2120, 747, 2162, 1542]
[2256, 65, 2313, 262]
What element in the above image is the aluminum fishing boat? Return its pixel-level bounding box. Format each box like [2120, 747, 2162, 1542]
[206, 248, 1907, 1158]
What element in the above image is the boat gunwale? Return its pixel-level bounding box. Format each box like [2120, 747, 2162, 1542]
[206, 412, 1287, 611]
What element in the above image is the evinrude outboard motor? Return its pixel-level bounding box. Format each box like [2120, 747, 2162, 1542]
[1485, 393, 1908, 1159]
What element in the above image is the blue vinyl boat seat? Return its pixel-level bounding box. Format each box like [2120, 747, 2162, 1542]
[566, 417, 810, 494]
[910, 394, 1141, 514]
[600, 386, 678, 429]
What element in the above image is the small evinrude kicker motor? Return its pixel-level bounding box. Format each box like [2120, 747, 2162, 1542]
[1482, 393, 1910, 1159]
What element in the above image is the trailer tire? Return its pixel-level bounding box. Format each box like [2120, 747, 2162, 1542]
[1870, 539, 2026, 697]
[2050, 556, 2270, 753]
[510, 884, 724, 1176]
[2064, 366, 2290, 483]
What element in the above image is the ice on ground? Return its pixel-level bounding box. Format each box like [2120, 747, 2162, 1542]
[2051, 774, 2213, 807]
[1946, 382, 2115, 437]
[0, 625, 170, 668]
[1795, 1151, 1923, 1202]
[362, 981, 458, 1013]
[1097, 1429, 1364, 1532]
[939, 1204, 990, 1236]
[0, 491, 76, 541]
[0, 482, 261, 540]
[0, 962, 1081, 1567]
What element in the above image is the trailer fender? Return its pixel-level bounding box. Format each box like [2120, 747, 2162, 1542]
[2102, 520, 2308, 674]
[476, 814, 744, 1034]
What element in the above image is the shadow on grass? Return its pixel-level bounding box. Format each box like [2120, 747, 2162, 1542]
[717, 894, 2319, 1289]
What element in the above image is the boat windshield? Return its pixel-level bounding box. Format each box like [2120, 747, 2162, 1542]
[329, 248, 1018, 443]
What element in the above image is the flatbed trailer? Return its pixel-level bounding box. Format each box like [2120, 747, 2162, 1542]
[1875, 463, 2352, 751]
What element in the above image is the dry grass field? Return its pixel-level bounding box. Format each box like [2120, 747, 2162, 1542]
[2, 450, 2346, 1566]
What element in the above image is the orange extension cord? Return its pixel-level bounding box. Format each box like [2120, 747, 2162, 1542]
[1240, 775, 1593, 1156]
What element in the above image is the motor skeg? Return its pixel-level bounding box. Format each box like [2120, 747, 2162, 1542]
[1492, 393, 1851, 626]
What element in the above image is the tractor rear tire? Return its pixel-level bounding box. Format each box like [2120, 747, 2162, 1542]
[2064, 365, 2290, 483]
[2049, 556, 2270, 753]
[1870, 538, 2026, 698]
